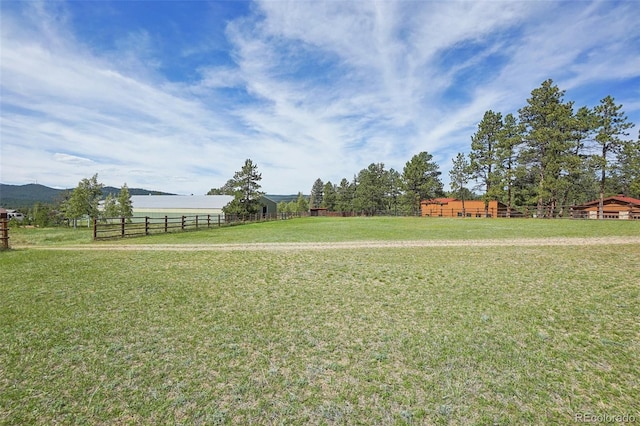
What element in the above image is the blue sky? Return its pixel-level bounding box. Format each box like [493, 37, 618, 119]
[1, 0, 639, 195]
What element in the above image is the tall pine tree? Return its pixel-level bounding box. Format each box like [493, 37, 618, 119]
[470, 110, 503, 215]
[222, 159, 264, 216]
[518, 79, 576, 217]
[592, 96, 635, 218]
[402, 152, 443, 215]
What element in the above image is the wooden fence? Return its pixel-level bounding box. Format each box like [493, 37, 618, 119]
[93, 212, 300, 240]
[1, 219, 9, 250]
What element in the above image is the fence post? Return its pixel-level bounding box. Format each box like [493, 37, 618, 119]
[0, 219, 9, 250]
[207, 214, 211, 228]
[164, 216, 168, 233]
[121, 217, 125, 237]
[182, 216, 186, 231]
[93, 218, 97, 241]
[218, 215, 221, 227]
[195, 215, 199, 229]
[145, 217, 150, 235]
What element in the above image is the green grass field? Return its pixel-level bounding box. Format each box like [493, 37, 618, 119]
[8, 216, 640, 246]
[1, 217, 639, 424]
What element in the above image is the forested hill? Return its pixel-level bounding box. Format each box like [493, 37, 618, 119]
[0, 183, 173, 209]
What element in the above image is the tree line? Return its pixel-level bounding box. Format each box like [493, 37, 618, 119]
[297, 151, 444, 216]
[20, 174, 134, 228]
[297, 80, 639, 218]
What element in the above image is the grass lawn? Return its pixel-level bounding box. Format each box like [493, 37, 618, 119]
[1, 218, 639, 424]
[8, 216, 640, 246]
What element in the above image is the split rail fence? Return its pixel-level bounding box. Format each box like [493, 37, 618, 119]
[93, 212, 297, 241]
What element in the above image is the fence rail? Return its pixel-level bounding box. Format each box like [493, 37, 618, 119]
[93, 212, 298, 241]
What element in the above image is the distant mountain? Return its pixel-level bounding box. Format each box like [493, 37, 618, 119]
[0, 184, 63, 209]
[0, 183, 305, 211]
[0, 183, 174, 210]
[101, 186, 175, 198]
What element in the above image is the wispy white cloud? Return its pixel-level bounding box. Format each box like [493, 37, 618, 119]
[1, 0, 639, 194]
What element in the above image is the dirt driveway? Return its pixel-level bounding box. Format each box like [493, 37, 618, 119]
[21, 236, 640, 251]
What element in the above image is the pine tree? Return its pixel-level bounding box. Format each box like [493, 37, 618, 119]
[592, 96, 635, 218]
[335, 178, 355, 213]
[495, 113, 522, 216]
[322, 181, 337, 211]
[615, 131, 640, 198]
[222, 159, 264, 216]
[354, 163, 389, 215]
[310, 178, 324, 209]
[402, 152, 443, 215]
[470, 110, 503, 215]
[449, 153, 472, 216]
[518, 79, 576, 217]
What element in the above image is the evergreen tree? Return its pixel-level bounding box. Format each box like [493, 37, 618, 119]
[207, 179, 236, 195]
[449, 153, 472, 216]
[322, 181, 337, 211]
[495, 113, 522, 216]
[592, 96, 635, 218]
[615, 131, 640, 198]
[310, 178, 324, 209]
[559, 106, 598, 211]
[222, 159, 264, 216]
[402, 152, 444, 215]
[354, 163, 388, 215]
[518, 79, 576, 217]
[335, 178, 355, 213]
[470, 110, 503, 214]
[386, 168, 402, 215]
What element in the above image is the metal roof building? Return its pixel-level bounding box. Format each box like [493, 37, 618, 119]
[129, 195, 278, 218]
[131, 195, 234, 218]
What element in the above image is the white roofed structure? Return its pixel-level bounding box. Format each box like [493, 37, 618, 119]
[130, 195, 234, 218]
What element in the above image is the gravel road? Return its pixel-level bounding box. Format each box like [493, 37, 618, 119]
[20, 236, 640, 251]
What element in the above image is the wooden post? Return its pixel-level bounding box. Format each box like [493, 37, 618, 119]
[182, 216, 186, 231]
[218, 215, 221, 227]
[145, 216, 150, 235]
[121, 216, 125, 238]
[195, 215, 199, 229]
[93, 218, 97, 241]
[1, 219, 9, 250]
[207, 214, 211, 228]
[165, 216, 168, 233]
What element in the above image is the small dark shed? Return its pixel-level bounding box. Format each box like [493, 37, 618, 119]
[309, 208, 328, 217]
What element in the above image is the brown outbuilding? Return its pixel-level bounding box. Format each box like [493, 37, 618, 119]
[421, 198, 521, 218]
[571, 196, 640, 219]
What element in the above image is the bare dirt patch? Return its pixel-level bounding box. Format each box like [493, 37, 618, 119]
[20, 236, 640, 251]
